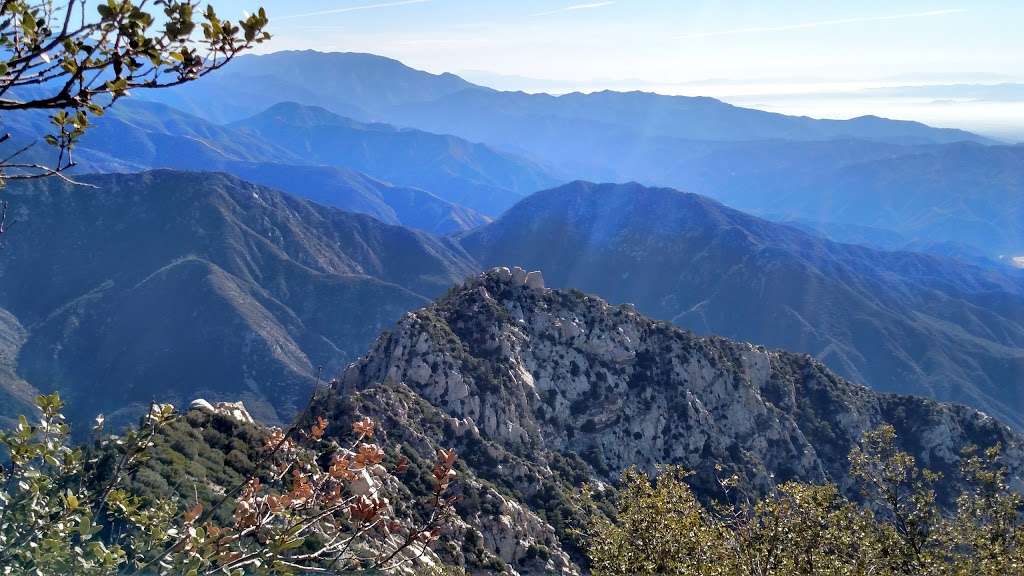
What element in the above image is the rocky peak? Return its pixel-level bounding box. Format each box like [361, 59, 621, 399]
[320, 269, 1024, 573]
[339, 268, 1024, 492]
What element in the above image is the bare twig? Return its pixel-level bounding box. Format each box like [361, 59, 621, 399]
[2, 163, 95, 187]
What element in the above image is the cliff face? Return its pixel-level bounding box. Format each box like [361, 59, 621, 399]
[310, 268, 1024, 574]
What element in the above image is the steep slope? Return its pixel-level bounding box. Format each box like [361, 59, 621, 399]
[0, 100, 492, 234]
[460, 182, 1024, 429]
[0, 170, 477, 429]
[310, 269, 1024, 573]
[224, 163, 491, 235]
[230, 102, 559, 215]
[0, 308, 38, 427]
[773, 143, 1024, 255]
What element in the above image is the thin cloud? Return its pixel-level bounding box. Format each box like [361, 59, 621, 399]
[677, 8, 966, 39]
[280, 0, 431, 20]
[533, 1, 616, 18]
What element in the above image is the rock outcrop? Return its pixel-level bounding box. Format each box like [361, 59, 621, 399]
[459, 180, 1024, 431]
[189, 398, 256, 425]
[312, 269, 1024, 574]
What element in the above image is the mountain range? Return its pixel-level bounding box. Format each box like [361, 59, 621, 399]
[145, 51, 988, 146]
[4, 171, 1023, 435]
[0, 98, 545, 232]
[136, 50, 1024, 257]
[1, 50, 1023, 571]
[8, 51, 1013, 255]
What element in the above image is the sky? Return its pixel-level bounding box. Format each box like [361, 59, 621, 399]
[210, 1, 1024, 138]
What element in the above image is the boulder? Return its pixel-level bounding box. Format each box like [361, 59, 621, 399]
[525, 270, 545, 290]
[511, 266, 528, 285]
[190, 399, 256, 425]
[350, 467, 381, 497]
[189, 398, 216, 413]
[214, 401, 255, 425]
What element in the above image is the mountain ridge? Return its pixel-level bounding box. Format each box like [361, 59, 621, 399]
[230, 101, 559, 215]
[309, 266, 1024, 573]
[459, 181, 1024, 428]
[0, 99, 506, 234]
[0, 170, 478, 430]
[125, 50, 1024, 254]
[140, 50, 990, 145]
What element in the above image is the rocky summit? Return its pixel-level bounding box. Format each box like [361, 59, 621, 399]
[310, 268, 1024, 574]
[459, 180, 1024, 430]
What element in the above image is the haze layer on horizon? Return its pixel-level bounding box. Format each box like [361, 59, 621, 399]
[210, 0, 1024, 140]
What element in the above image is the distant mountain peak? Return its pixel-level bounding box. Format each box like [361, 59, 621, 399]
[243, 100, 367, 129]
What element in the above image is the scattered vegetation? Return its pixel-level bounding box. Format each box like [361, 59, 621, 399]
[0, 393, 459, 575]
[3, 392, 1024, 575]
[580, 425, 1024, 576]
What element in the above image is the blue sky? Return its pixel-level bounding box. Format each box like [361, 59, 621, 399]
[214, 1, 1019, 84]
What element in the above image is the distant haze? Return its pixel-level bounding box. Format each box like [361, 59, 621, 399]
[225, 0, 1024, 140]
[458, 71, 1024, 142]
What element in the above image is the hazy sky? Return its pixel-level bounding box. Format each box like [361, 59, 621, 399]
[216, 1, 1019, 84]
[209, 1, 1024, 137]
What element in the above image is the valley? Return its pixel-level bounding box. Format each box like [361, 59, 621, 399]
[1, 12, 1023, 571]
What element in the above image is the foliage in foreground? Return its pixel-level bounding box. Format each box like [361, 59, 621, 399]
[5, 394, 1023, 576]
[581, 425, 1024, 576]
[0, 0, 271, 234]
[0, 394, 459, 575]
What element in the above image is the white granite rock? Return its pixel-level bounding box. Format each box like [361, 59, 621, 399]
[525, 270, 545, 290]
[189, 398, 215, 413]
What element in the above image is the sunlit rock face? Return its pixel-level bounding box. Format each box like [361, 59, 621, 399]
[313, 269, 1024, 575]
[459, 180, 1024, 431]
